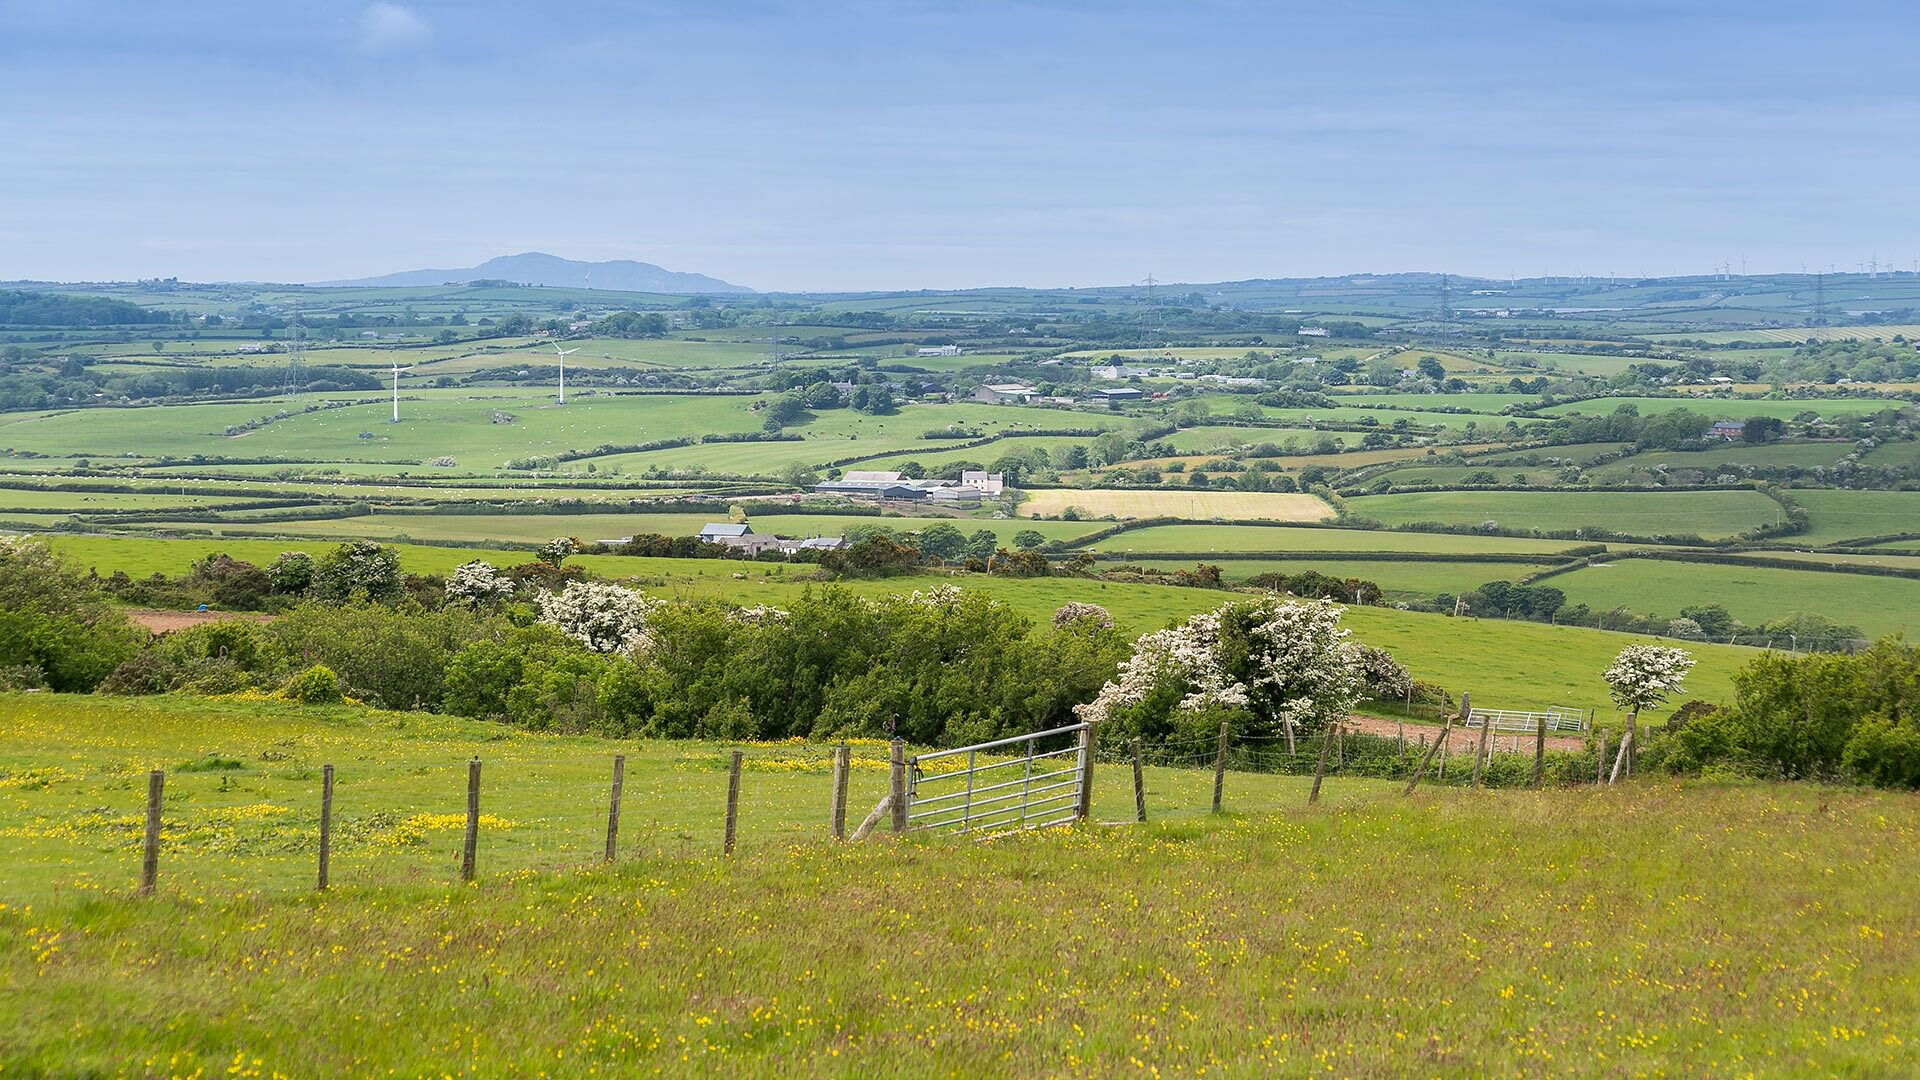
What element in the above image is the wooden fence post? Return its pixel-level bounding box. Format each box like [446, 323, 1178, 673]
[1532, 714, 1547, 789]
[724, 750, 743, 855]
[1608, 725, 1634, 785]
[831, 745, 850, 839]
[1403, 723, 1451, 796]
[1075, 722, 1097, 820]
[317, 764, 334, 890]
[139, 769, 164, 896]
[1467, 693, 1491, 789]
[1130, 738, 1146, 823]
[889, 739, 907, 833]
[1309, 723, 1337, 805]
[1594, 729, 1609, 784]
[1211, 721, 1229, 813]
[604, 754, 625, 863]
[460, 758, 480, 883]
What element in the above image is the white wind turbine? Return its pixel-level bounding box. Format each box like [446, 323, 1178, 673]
[389, 361, 414, 423]
[553, 344, 580, 404]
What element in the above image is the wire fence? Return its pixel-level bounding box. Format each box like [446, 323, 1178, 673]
[4, 720, 1630, 903]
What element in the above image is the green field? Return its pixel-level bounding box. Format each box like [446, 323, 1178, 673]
[1548, 558, 1920, 639]
[1587, 441, 1854, 479]
[1128, 557, 1563, 597]
[1788, 489, 1920, 544]
[1080, 523, 1586, 555]
[3, 694, 1916, 1075]
[1538, 396, 1894, 421]
[1346, 489, 1781, 539]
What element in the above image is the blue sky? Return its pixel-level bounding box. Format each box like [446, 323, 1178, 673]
[2, 0, 1916, 291]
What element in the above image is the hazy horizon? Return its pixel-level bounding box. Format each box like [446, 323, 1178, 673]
[4, 0, 1917, 291]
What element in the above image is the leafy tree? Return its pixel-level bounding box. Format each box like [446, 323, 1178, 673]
[1012, 529, 1047, 551]
[311, 541, 402, 602]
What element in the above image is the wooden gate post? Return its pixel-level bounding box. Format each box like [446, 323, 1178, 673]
[889, 739, 907, 832]
[317, 764, 334, 890]
[1466, 693, 1491, 789]
[1075, 723, 1096, 821]
[1130, 738, 1146, 823]
[1211, 721, 1229, 813]
[1309, 723, 1337, 805]
[1531, 714, 1548, 789]
[460, 759, 480, 883]
[724, 750, 743, 854]
[1403, 723, 1451, 796]
[139, 769, 164, 896]
[604, 754, 625, 863]
[830, 745, 850, 839]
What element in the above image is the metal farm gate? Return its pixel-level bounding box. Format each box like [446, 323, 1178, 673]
[905, 723, 1092, 837]
[1462, 705, 1590, 734]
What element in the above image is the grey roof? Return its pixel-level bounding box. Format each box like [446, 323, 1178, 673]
[699, 523, 752, 538]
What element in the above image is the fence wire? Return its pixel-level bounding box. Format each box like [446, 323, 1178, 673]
[3, 724, 1624, 902]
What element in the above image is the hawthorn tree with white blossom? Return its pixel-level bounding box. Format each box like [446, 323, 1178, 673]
[444, 561, 515, 607]
[536, 581, 654, 655]
[1602, 644, 1695, 782]
[1077, 597, 1367, 746]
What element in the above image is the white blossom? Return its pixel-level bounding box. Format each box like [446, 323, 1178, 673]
[1603, 644, 1695, 712]
[536, 581, 655, 655]
[444, 560, 515, 607]
[1051, 602, 1113, 631]
[1077, 597, 1364, 735]
[1354, 644, 1414, 700]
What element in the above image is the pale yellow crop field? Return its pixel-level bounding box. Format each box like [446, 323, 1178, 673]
[1017, 488, 1335, 521]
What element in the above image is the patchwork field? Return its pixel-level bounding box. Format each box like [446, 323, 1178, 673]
[1789, 489, 1920, 544]
[1078, 523, 1585, 555]
[1018, 488, 1335, 522]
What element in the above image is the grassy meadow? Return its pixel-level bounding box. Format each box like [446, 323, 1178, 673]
[1018, 488, 1334, 521]
[1549, 558, 1920, 639]
[1346, 489, 1781, 539]
[3, 694, 1917, 1076]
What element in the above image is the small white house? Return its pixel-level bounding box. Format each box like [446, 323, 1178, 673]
[959, 470, 1006, 496]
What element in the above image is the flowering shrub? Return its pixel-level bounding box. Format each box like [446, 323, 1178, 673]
[1052, 602, 1114, 632]
[536, 581, 654, 654]
[1355, 644, 1414, 700]
[266, 552, 314, 594]
[1078, 597, 1364, 740]
[444, 561, 515, 607]
[310, 540, 402, 602]
[537, 537, 577, 568]
[1603, 645, 1695, 713]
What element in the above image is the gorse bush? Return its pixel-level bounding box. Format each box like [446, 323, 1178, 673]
[280, 664, 343, 705]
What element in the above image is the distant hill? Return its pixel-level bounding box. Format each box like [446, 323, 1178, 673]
[316, 252, 752, 294]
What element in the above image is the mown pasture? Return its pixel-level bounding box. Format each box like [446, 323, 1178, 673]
[1788, 489, 1920, 544]
[1018, 488, 1334, 522]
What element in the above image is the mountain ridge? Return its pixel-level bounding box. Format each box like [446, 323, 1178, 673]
[315, 252, 752, 294]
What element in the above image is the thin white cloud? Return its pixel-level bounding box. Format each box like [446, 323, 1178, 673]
[358, 3, 431, 54]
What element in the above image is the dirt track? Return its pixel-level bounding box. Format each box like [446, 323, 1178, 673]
[125, 609, 273, 635]
[1343, 713, 1586, 753]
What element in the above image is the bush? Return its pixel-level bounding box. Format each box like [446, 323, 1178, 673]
[280, 664, 343, 704]
[1645, 638, 1920, 786]
[99, 650, 181, 696]
[268, 601, 500, 710]
[310, 541, 402, 602]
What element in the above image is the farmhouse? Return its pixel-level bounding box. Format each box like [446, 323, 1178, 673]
[960, 470, 1006, 496]
[1710, 420, 1746, 440]
[972, 382, 1037, 404]
[916, 345, 962, 357]
[1298, 326, 1330, 337]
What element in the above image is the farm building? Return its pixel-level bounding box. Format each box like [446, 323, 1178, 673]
[1091, 365, 1151, 380]
[814, 469, 1003, 505]
[1710, 420, 1746, 440]
[916, 345, 962, 357]
[972, 382, 1038, 404]
[698, 523, 753, 542]
[1091, 386, 1146, 402]
[960, 470, 1006, 496]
